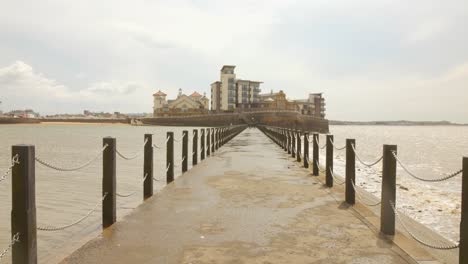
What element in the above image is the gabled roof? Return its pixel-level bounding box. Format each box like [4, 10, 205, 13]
[153, 90, 167, 96]
[190, 91, 202, 97]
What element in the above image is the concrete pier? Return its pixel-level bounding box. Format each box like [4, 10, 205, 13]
[61, 128, 415, 264]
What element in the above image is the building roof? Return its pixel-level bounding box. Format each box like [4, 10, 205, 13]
[190, 91, 202, 97]
[259, 92, 280, 97]
[221, 65, 236, 71]
[153, 90, 167, 96]
[236, 79, 263, 84]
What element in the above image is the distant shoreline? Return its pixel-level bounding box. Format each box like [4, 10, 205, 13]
[0, 117, 130, 125]
[39, 121, 129, 125]
[330, 120, 468, 126]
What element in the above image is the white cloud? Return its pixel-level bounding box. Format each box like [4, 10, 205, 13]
[0, 61, 71, 98]
[0, 61, 151, 114]
[406, 19, 448, 44]
[0, 0, 467, 121]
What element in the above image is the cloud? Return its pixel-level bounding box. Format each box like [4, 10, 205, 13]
[0, 0, 467, 121]
[0, 61, 71, 98]
[0, 61, 150, 114]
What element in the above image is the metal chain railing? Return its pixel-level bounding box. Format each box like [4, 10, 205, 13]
[0, 233, 20, 261]
[152, 144, 160, 149]
[390, 201, 459, 250]
[392, 151, 462, 182]
[329, 168, 345, 185]
[314, 160, 326, 173]
[315, 136, 326, 149]
[116, 139, 148, 160]
[166, 163, 170, 173]
[174, 134, 184, 143]
[0, 154, 19, 183]
[351, 145, 383, 167]
[116, 174, 148, 198]
[330, 139, 346, 151]
[37, 193, 108, 231]
[351, 179, 381, 207]
[35, 145, 108, 172]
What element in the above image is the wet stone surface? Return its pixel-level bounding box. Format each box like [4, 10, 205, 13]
[61, 128, 414, 264]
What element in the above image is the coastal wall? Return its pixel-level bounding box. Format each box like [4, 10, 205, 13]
[253, 112, 329, 133]
[141, 112, 329, 132]
[41, 118, 130, 124]
[0, 118, 130, 124]
[0, 117, 41, 124]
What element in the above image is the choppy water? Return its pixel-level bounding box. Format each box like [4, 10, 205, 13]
[0, 124, 199, 263]
[325, 125, 468, 243]
[1, 124, 467, 263]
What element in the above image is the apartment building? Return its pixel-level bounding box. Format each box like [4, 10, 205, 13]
[211, 65, 262, 111]
[292, 93, 326, 118]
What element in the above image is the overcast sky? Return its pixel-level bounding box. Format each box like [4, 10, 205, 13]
[1, 0, 467, 122]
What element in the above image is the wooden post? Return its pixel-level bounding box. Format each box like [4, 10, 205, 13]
[287, 130, 291, 154]
[460, 157, 468, 263]
[326, 135, 334, 187]
[192, 129, 198, 166]
[182, 130, 188, 173]
[219, 128, 222, 147]
[166, 132, 174, 183]
[381, 144, 397, 236]
[296, 131, 301, 162]
[312, 133, 319, 176]
[345, 139, 356, 205]
[211, 128, 215, 153]
[102, 137, 116, 228]
[278, 128, 284, 149]
[143, 134, 153, 200]
[206, 129, 211, 156]
[291, 130, 296, 158]
[224, 127, 227, 145]
[200, 129, 205, 160]
[304, 133, 309, 168]
[215, 128, 219, 150]
[216, 128, 220, 150]
[11, 145, 37, 264]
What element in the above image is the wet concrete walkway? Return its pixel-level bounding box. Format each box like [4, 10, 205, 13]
[62, 128, 415, 264]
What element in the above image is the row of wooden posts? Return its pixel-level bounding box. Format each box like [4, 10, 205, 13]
[258, 125, 468, 264]
[9, 125, 247, 264]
